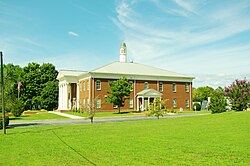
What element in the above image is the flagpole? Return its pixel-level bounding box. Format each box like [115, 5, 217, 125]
[1, 51, 6, 134]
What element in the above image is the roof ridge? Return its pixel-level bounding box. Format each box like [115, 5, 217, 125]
[133, 62, 189, 77]
[90, 61, 118, 72]
[59, 69, 87, 72]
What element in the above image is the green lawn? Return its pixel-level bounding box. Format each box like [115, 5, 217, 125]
[66, 110, 145, 118]
[9, 111, 68, 121]
[0, 111, 249, 165]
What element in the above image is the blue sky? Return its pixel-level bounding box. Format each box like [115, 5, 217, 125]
[0, 0, 250, 88]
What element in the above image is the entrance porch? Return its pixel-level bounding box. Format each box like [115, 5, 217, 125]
[136, 89, 162, 111]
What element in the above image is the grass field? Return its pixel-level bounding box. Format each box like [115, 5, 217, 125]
[9, 111, 68, 121]
[0, 111, 249, 165]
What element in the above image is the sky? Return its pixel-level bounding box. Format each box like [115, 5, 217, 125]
[0, 0, 250, 88]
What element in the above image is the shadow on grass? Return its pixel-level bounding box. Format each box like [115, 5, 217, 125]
[5, 125, 65, 135]
[113, 111, 130, 115]
[9, 115, 29, 120]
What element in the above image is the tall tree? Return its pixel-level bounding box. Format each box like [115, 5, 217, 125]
[193, 86, 214, 103]
[106, 77, 132, 113]
[40, 81, 58, 111]
[225, 79, 250, 111]
[21, 62, 58, 110]
[0, 64, 23, 112]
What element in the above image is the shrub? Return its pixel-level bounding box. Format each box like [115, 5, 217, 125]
[0, 116, 9, 129]
[11, 99, 25, 117]
[193, 103, 201, 111]
[224, 79, 250, 111]
[209, 89, 227, 114]
[147, 99, 167, 119]
[167, 108, 176, 113]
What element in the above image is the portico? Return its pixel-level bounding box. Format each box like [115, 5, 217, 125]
[136, 89, 162, 111]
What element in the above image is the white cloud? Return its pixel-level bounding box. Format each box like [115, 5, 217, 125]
[172, 0, 198, 15]
[68, 31, 79, 37]
[113, 0, 250, 87]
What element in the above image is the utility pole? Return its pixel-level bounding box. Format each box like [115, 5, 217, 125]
[1, 51, 6, 134]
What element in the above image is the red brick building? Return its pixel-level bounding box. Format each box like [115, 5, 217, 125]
[57, 43, 194, 112]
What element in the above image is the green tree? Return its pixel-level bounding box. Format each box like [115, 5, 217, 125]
[21, 62, 58, 110]
[193, 86, 214, 103]
[209, 88, 227, 114]
[11, 99, 25, 117]
[40, 81, 59, 111]
[106, 77, 132, 113]
[224, 79, 250, 111]
[147, 98, 167, 119]
[0, 64, 23, 113]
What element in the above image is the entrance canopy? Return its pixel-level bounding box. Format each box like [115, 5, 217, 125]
[137, 89, 162, 98]
[136, 89, 162, 111]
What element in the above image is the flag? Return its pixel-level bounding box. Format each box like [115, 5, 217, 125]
[18, 81, 22, 91]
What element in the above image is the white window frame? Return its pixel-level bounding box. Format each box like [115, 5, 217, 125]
[173, 83, 176, 92]
[144, 82, 149, 89]
[159, 82, 163, 92]
[185, 83, 189, 92]
[129, 98, 133, 108]
[186, 98, 189, 107]
[96, 80, 101, 90]
[173, 98, 177, 108]
[96, 98, 101, 108]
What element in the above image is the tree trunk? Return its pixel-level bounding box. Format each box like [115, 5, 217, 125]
[118, 106, 120, 114]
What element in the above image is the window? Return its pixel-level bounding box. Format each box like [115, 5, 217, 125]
[129, 81, 133, 91]
[159, 82, 163, 92]
[96, 98, 101, 108]
[173, 98, 177, 108]
[113, 104, 118, 108]
[83, 81, 86, 91]
[96, 80, 101, 90]
[129, 98, 133, 108]
[186, 99, 189, 107]
[172, 83, 176, 92]
[144, 82, 149, 89]
[185, 83, 189, 92]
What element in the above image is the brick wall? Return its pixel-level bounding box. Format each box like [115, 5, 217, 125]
[86, 78, 192, 112]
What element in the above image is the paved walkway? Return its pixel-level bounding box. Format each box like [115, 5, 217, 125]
[9, 113, 208, 128]
[49, 111, 84, 119]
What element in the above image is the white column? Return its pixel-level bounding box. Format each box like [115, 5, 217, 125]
[76, 83, 80, 109]
[142, 96, 144, 110]
[62, 83, 69, 110]
[58, 85, 62, 110]
[137, 96, 139, 111]
[190, 82, 192, 110]
[148, 97, 150, 108]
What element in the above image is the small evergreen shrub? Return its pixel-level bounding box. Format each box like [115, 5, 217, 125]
[193, 103, 201, 111]
[11, 99, 25, 117]
[0, 116, 9, 129]
[209, 90, 227, 114]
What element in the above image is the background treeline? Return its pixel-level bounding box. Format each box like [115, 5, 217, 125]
[0, 62, 58, 115]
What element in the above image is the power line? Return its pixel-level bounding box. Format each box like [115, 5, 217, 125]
[52, 130, 96, 166]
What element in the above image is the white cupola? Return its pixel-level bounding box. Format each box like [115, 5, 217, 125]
[120, 42, 127, 63]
